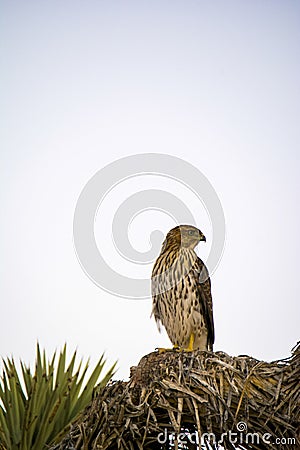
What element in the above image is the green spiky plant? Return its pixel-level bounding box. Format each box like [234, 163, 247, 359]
[0, 343, 116, 450]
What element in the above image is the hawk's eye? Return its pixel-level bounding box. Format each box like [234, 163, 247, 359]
[188, 230, 194, 236]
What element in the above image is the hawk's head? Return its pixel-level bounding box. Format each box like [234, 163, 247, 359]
[163, 225, 206, 250]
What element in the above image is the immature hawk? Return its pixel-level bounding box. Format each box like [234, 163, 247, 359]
[151, 225, 214, 351]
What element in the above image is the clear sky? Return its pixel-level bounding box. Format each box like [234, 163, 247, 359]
[1, 1, 299, 379]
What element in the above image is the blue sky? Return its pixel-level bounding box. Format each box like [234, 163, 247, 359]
[1, 1, 299, 378]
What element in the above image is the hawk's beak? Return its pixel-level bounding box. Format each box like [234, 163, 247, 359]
[200, 234, 206, 242]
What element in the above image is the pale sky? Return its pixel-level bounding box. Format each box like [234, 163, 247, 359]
[1, 1, 299, 380]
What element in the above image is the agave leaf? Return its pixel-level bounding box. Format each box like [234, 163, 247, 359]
[98, 360, 117, 389]
[23, 371, 38, 448]
[0, 404, 11, 447]
[58, 361, 82, 426]
[6, 359, 23, 444]
[65, 350, 77, 379]
[55, 344, 66, 390]
[20, 362, 32, 398]
[1, 369, 16, 444]
[67, 360, 89, 418]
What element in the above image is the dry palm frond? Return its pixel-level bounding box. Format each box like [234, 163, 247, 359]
[51, 343, 300, 450]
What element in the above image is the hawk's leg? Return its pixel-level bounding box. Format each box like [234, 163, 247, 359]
[185, 332, 195, 352]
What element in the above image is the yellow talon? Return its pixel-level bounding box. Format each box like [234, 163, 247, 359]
[158, 347, 166, 354]
[156, 347, 173, 354]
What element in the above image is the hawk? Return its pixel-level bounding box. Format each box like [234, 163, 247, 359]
[151, 225, 214, 351]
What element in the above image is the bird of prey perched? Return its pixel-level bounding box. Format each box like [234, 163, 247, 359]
[151, 225, 214, 351]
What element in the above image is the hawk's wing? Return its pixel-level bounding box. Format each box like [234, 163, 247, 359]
[193, 257, 215, 350]
[151, 254, 164, 332]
